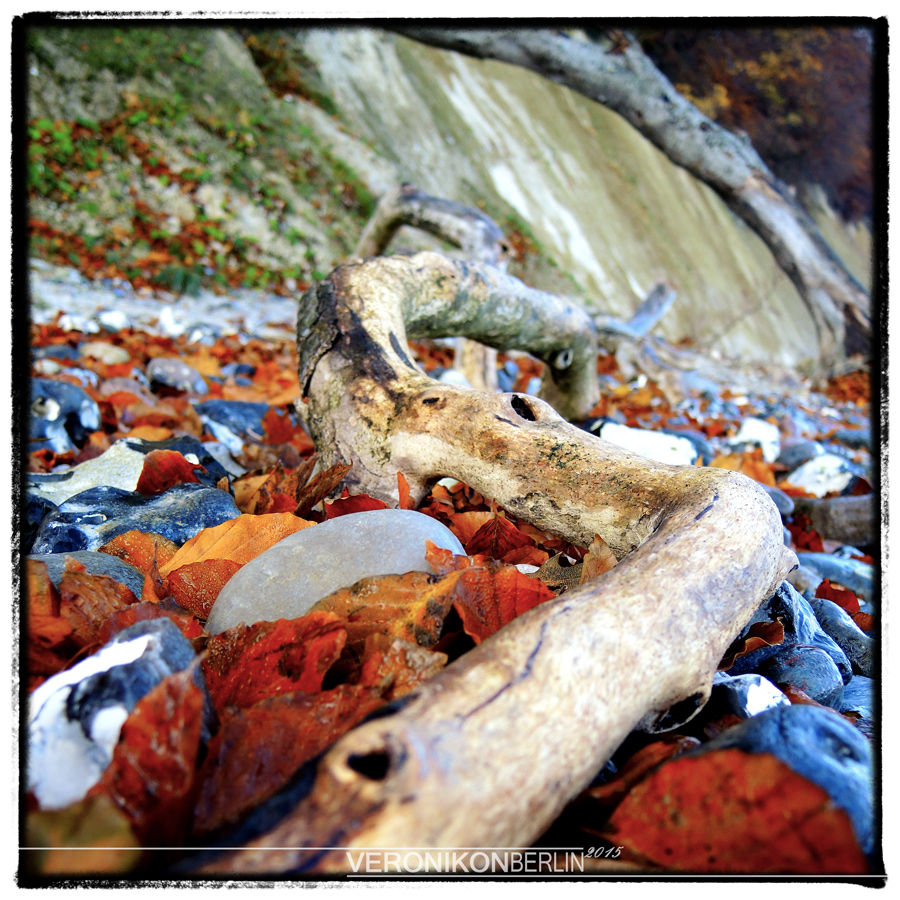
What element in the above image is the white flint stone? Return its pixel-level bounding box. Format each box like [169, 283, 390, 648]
[80, 341, 131, 365]
[787, 453, 854, 498]
[728, 417, 781, 462]
[206, 509, 466, 634]
[27, 440, 149, 506]
[597, 422, 697, 467]
[28, 634, 153, 809]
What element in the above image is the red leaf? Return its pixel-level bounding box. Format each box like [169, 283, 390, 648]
[192, 685, 384, 835]
[99, 600, 204, 644]
[164, 558, 243, 619]
[92, 664, 205, 845]
[604, 749, 869, 873]
[135, 449, 205, 494]
[261, 406, 296, 444]
[324, 488, 390, 518]
[357, 635, 448, 699]
[815, 578, 860, 614]
[464, 513, 535, 559]
[201, 612, 347, 710]
[428, 552, 556, 645]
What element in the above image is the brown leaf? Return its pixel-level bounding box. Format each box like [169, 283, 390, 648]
[91, 664, 205, 846]
[397, 472, 414, 510]
[192, 685, 384, 835]
[294, 461, 352, 517]
[357, 635, 448, 699]
[718, 619, 786, 670]
[311, 570, 462, 659]
[422, 548, 556, 645]
[201, 612, 347, 710]
[57, 560, 139, 650]
[98, 600, 205, 644]
[26, 559, 79, 680]
[815, 578, 860, 614]
[580, 534, 618, 584]
[24, 794, 141, 875]
[604, 749, 869, 873]
[261, 406, 296, 444]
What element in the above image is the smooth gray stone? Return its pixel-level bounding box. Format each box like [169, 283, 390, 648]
[146, 357, 208, 394]
[797, 552, 874, 602]
[206, 509, 466, 634]
[759, 646, 844, 708]
[792, 494, 875, 547]
[810, 597, 874, 677]
[696, 705, 874, 854]
[728, 582, 851, 684]
[776, 440, 824, 470]
[831, 428, 872, 451]
[762, 484, 794, 516]
[839, 675, 874, 737]
[29, 550, 146, 600]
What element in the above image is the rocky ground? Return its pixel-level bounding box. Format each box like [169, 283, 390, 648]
[21, 261, 879, 878]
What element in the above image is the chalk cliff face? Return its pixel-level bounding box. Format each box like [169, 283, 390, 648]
[297, 29, 871, 368]
[26, 25, 870, 367]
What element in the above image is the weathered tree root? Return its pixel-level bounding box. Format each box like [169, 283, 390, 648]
[197, 253, 796, 873]
[353, 183, 511, 393]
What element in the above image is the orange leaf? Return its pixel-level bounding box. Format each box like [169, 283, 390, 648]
[815, 578, 860, 614]
[126, 425, 173, 442]
[311, 570, 462, 659]
[135, 449, 205, 494]
[444, 510, 495, 546]
[464, 513, 534, 560]
[851, 611, 874, 631]
[397, 472, 414, 510]
[165, 558, 243, 618]
[192, 685, 384, 835]
[26, 559, 79, 681]
[604, 749, 869, 873]
[91, 665, 205, 845]
[99, 530, 178, 581]
[580, 534, 618, 583]
[159, 512, 313, 577]
[201, 612, 347, 710]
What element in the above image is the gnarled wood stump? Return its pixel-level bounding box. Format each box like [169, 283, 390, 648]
[197, 251, 795, 874]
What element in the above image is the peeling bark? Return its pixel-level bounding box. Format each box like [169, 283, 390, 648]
[395, 27, 871, 364]
[186, 251, 795, 873]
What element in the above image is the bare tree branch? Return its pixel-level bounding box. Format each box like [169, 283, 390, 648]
[394, 28, 871, 364]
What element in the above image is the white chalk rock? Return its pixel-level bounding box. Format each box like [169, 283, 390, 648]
[595, 421, 697, 466]
[205, 509, 466, 634]
[787, 453, 855, 498]
[727, 417, 782, 463]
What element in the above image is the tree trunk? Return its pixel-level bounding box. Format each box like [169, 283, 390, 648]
[395, 27, 871, 365]
[190, 252, 795, 873]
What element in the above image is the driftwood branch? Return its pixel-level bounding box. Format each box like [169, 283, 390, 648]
[190, 251, 796, 873]
[353, 183, 509, 393]
[394, 27, 871, 364]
